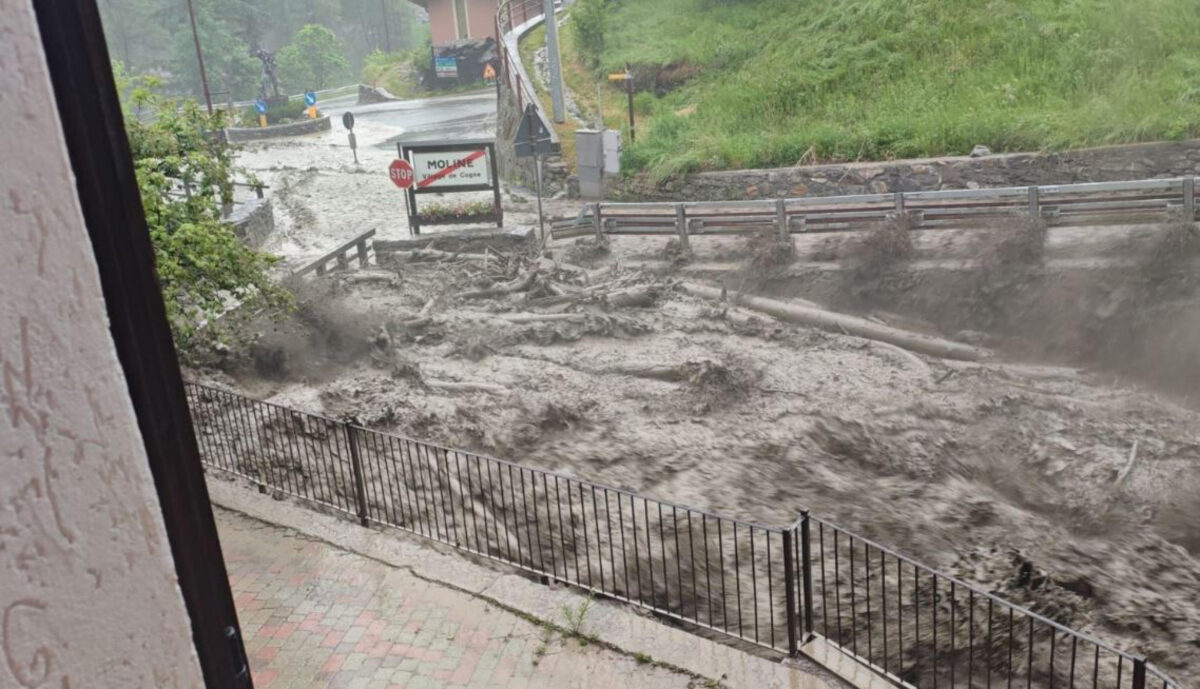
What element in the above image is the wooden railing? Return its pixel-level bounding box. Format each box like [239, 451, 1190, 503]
[292, 229, 376, 277]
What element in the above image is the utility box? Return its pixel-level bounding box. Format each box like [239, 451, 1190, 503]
[602, 129, 622, 175]
[576, 128, 604, 199]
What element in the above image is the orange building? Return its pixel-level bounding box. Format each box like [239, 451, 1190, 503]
[411, 0, 499, 45]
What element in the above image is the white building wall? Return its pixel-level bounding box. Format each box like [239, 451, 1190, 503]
[0, 1, 204, 686]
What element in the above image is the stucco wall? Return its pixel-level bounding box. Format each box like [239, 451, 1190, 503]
[429, 0, 499, 43]
[0, 2, 204, 687]
[428, 0, 458, 43]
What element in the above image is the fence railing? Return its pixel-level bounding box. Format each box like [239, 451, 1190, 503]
[291, 229, 376, 278]
[496, 0, 561, 150]
[551, 177, 1200, 242]
[183, 381, 1183, 689]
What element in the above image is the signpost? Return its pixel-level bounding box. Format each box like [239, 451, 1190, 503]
[394, 140, 502, 235]
[434, 55, 458, 79]
[304, 90, 317, 119]
[389, 159, 414, 189]
[514, 104, 555, 240]
[342, 111, 357, 164]
[608, 68, 635, 143]
[255, 99, 268, 128]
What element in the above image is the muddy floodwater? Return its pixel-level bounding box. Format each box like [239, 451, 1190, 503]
[202, 96, 1200, 684]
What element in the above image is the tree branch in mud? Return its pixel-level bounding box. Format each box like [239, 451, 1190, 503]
[456, 272, 537, 299]
[680, 282, 991, 361]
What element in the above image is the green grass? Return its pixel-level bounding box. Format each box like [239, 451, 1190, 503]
[562, 0, 1200, 180]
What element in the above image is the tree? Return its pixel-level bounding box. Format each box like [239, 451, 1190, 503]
[277, 24, 350, 91]
[115, 65, 292, 355]
[169, 6, 260, 102]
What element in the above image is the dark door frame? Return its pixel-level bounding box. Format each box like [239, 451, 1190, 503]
[31, 1, 251, 686]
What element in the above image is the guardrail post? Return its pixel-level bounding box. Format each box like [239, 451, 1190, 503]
[1132, 657, 1147, 689]
[356, 238, 369, 267]
[593, 202, 603, 239]
[776, 199, 789, 243]
[1028, 186, 1040, 220]
[894, 191, 905, 217]
[675, 203, 689, 251]
[344, 423, 370, 527]
[782, 528, 799, 657]
[1184, 177, 1195, 220]
[800, 511, 815, 639]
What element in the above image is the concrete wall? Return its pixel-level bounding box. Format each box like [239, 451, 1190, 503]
[0, 2, 204, 687]
[225, 114, 332, 142]
[616, 139, 1200, 201]
[228, 197, 275, 249]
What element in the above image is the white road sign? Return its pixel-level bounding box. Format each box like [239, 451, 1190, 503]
[410, 149, 492, 189]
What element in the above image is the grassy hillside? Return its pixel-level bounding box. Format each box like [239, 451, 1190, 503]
[561, 0, 1200, 179]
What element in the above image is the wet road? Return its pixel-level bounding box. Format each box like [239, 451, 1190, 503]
[316, 90, 497, 145]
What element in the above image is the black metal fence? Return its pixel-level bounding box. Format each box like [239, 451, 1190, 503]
[184, 382, 1182, 689]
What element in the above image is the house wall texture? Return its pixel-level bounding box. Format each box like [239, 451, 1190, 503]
[428, 0, 499, 44]
[0, 1, 204, 687]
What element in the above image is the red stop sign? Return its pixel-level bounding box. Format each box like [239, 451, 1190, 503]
[389, 159, 414, 189]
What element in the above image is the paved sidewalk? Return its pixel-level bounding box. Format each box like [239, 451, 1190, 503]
[218, 509, 702, 688]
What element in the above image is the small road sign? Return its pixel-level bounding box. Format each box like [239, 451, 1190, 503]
[304, 90, 317, 106]
[255, 99, 268, 114]
[514, 104, 554, 158]
[342, 111, 355, 130]
[389, 159, 414, 189]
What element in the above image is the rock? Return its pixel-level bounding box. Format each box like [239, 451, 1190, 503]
[791, 184, 809, 196]
[869, 180, 889, 193]
[970, 145, 992, 158]
[966, 181, 981, 189]
[745, 185, 760, 198]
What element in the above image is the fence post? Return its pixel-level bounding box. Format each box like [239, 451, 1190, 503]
[782, 528, 799, 657]
[1132, 657, 1147, 689]
[1028, 186, 1040, 220]
[800, 511, 815, 639]
[776, 198, 789, 243]
[675, 203, 689, 252]
[1184, 177, 1195, 221]
[593, 202, 603, 239]
[344, 423, 370, 527]
[893, 191, 905, 217]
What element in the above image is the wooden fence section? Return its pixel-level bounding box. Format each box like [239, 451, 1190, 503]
[551, 177, 1199, 241]
[292, 229, 376, 277]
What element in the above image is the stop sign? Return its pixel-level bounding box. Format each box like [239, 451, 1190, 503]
[389, 159, 414, 189]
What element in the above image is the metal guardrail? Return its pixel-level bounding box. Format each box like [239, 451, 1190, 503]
[496, 0, 561, 149]
[184, 382, 1183, 689]
[291, 229, 376, 277]
[551, 177, 1200, 242]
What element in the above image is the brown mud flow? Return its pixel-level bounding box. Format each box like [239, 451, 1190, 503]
[191, 217, 1200, 685]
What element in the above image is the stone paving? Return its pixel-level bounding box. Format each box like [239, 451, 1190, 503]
[217, 509, 702, 688]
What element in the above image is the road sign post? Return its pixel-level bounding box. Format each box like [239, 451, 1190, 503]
[514, 104, 556, 241]
[304, 90, 317, 119]
[608, 69, 635, 143]
[342, 111, 357, 164]
[255, 99, 268, 128]
[393, 140, 502, 236]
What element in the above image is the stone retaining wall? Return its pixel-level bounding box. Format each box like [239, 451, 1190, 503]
[227, 197, 274, 248]
[225, 115, 332, 143]
[615, 139, 1200, 201]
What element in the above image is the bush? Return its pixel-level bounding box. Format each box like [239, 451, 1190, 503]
[571, 0, 609, 69]
[239, 98, 310, 127]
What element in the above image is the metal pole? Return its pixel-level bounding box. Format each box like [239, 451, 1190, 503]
[626, 69, 635, 143]
[675, 203, 689, 251]
[800, 511, 815, 638]
[1131, 657, 1147, 689]
[1183, 177, 1195, 220]
[544, 0, 566, 123]
[535, 148, 545, 242]
[782, 529, 799, 657]
[185, 0, 214, 115]
[344, 423, 370, 527]
[1028, 186, 1040, 220]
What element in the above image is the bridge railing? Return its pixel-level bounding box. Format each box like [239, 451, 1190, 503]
[496, 0, 560, 150]
[185, 382, 1185, 688]
[551, 177, 1198, 241]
